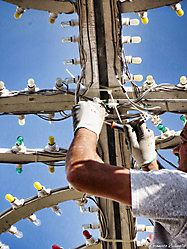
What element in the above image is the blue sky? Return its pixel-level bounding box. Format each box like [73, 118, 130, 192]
[0, 1, 186, 248]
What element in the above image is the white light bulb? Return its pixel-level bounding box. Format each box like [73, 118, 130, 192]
[129, 19, 140, 26]
[131, 36, 141, 43]
[131, 57, 142, 64]
[0, 81, 5, 91]
[133, 75, 143, 81]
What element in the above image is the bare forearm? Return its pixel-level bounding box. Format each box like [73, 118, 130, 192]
[66, 128, 132, 206]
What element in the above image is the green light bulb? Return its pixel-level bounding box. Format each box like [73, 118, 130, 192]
[17, 136, 23, 146]
[157, 124, 166, 133]
[16, 168, 22, 174]
[180, 115, 186, 124]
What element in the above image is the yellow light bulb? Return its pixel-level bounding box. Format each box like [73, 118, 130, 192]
[14, 12, 22, 19]
[49, 166, 55, 173]
[5, 194, 15, 203]
[176, 9, 184, 17]
[180, 76, 187, 85]
[34, 182, 43, 191]
[133, 75, 143, 82]
[49, 18, 55, 24]
[48, 136, 55, 145]
[141, 17, 149, 24]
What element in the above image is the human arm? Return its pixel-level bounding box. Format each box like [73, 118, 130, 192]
[66, 128, 132, 205]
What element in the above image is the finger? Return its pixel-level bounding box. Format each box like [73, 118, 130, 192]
[124, 124, 139, 148]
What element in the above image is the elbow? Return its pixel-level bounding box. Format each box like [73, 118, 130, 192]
[66, 161, 87, 192]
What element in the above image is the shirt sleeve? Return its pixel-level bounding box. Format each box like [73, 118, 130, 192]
[130, 169, 187, 219]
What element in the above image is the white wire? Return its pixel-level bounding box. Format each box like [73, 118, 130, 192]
[108, 90, 122, 123]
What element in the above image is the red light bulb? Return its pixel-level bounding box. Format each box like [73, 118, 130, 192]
[52, 245, 61, 249]
[83, 230, 91, 239]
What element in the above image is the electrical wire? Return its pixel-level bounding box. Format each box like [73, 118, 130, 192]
[87, 196, 109, 239]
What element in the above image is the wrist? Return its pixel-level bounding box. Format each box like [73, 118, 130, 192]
[141, 158, 159, 171]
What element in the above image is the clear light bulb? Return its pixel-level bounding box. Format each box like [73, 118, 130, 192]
[133, 75, 143, 81]
[17, 115, 25, 126]
[62, 37, 72, 43]
[131, 36, 141, 43]
[15, 231, 23, 239]
[9, 226, 23, 239]
[28, 78, 35, 88]
[51, 205, 62, 216]
[0, 81, 5, 91]
[28, 214, 41, 226]
[34, 181, 43, 191]
[130, 19, 140, 26]
[180, 76, 187, 85]
[146, 75, 154, 83]
[131, 57, 142, 64]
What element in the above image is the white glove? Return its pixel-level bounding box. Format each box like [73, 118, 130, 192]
[124, 120, 157, 167]
[72, 100, 106, 138]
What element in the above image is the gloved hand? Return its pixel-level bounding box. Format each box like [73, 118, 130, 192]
[124, 119, 157, 167]
[72, 99, 106, 138]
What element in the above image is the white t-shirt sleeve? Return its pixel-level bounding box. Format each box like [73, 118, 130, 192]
[130, 169, 187, 219]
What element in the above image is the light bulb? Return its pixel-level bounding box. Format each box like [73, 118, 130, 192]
[18, 119, 25, 126]
[16, 136, 24, 146]
[0, 81, 5, 91]
[15, 231, 23, 239]
[130, 19, 140, 26]
[141, 17, 149, 24]
[48, 136, 55, 145]
[49, 13, 58, 24]
[146, 75, 154, 83]
[131, 36, 141, 43]
[138, 11, 149, 24]
[28, 78, 35, 88]
[64, 58, 80, 65]
[172, 3, 184, 17]
[180, 76, 187, 85]
[5, 194, 15, 203]
[176, 8, 184, 17]
[17, 115, 25, 126]
[55, 78, 63, 89]
[61, 21, 71, 27]
[121, 18, 139, 26]
[51, 205, 62, 216]
[131, 57, 142, 64]
[9, 226, 23, 239]
[62, 37, 72, 43]
[61, 19, 78, 27]
[133, 75, 143, 81]
[28, 214, 41, 226]
[49, 166, 55, 173]
[62, 36, 79, 43]
[16, 163, 23, 174]
[34, 181, 43, 191]
[14, 7, 24, 19]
